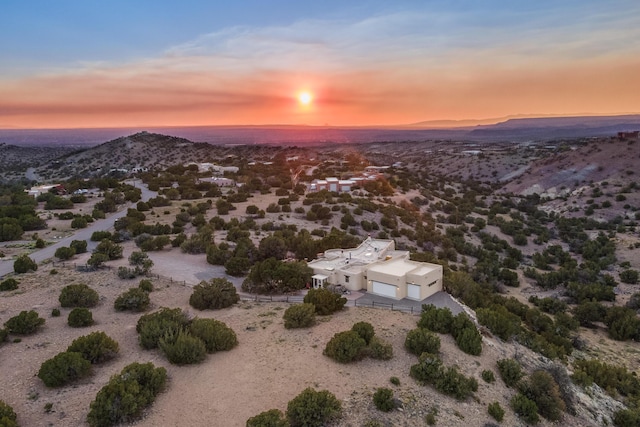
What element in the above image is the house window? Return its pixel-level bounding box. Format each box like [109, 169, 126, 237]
[345, 275, 350, 283]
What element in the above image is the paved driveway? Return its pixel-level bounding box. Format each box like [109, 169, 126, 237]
[0, 180, 156, 278]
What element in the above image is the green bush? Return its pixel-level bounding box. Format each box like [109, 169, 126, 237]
[38, 351, 92, 387]
[455, 326, 483, 356]
[55, 246, 76, 260]
[620, 269, 639, 284]
[70, 239, 88, 254]
[405, 328, 441, 356]
[13, 254, 37, 274]
[114, 287, 150, 312]
[323, 330, 367, 363]
[482, 370, 496, 383]
[373, 387, 395, 412]
[497, 358, 524, 388]
[511, 393, 540, 424]
[410, 353, 477, 400]
[4, 310, 45, 334]
[303, 288, 346, 315]
[367, 336, 394, 360]
[435, 366, 478, 400]
[189, 318, 238, 353]
[283, 303, 316, 329]
[87, 362, 167, 427]
[351, 321, 375, 345]
[68, 307, 94, 327]
[0, 278, 19, 291]
[159, 330, 207, 365]
[59, 284, 99, 308]
[488, 402, 505, 422]
[138, 279, 154, 292]
[286, 388, 342, 427]
[518, 370, 565, 421]
[418, 304, 453, 333]
[136, 308, 190, 350]
[67, 331, 120, 364]
[246, 409, 289, 427]
[613, 408, 640, 427]
[51, 308, 61, 317]
[0, 328, 7, 344]
[390, 376, 400, 386]
[189, 278, 239, 310]
[0, 400, 17, 427]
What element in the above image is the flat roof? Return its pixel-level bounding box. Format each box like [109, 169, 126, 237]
[367, 259, 417, 276]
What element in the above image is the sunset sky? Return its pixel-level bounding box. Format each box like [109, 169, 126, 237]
[1, 0, 639, 129]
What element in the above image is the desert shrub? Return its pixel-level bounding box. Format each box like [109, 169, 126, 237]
[38, 351, 92, 387]
[410, 353, 443, 384]
[86, 362, 166, 427]
[418, 304, 453, 333]
[571, 359, 640, 397]
[323, 330, 367, 363]
[90, 231, 111, 241]
[114, 287, 150, 312]
[405, 328, 441, 356]
[303, 288, 346, 315]
[71, 217, 88, 229]
[518, 370, 565, 421]
[159, 330, 207, 365]
[0, 328, 7, 344]
[117, 266, 137, 279]
[435, 366, 478, 400]
[4, 310, 45, 334]
[613, 408, 640, 427]
[51, 308, 60, 317]
[286, 387, 342, 427]
[497, 358, 524, 388]
[482, 370, 496, 383]
[68, 307, 94, 327]
[0, 278, 18, 291]
[189, 278, 239, 310]
[136, 307, 190, 349]
[620, 269, 639, 284]
[55, 246, 76, 260]
[373, 387, 395, 412]
[510, 393, 539, 424]
[351, 321, 375, 345]
[13, 254, 37, 273]
[455, 325, 483, 356]
[59, 284, 99, 308]
[283, 303, 316, 329]
[246, 409, 289, 427]
[0, 400, 17, 426]
[189, 318, 238, 353]
[138, 279, 154, 292]
[67, 331, 120, 364]
[367, 336, 394, 360]
[488, 402, 505, 422]
[70, 239, 88, 254]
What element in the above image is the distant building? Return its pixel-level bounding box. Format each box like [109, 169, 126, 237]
[198, 177, 235, 187]
[26, 184, 64, 197]
[308, 238, 443, 301]
[308, 172, 380, 193]
[187, 162, 239, 174]
[618, 131, 639, 140]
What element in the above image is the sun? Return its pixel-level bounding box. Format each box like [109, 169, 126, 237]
[298, 91, 313, 105]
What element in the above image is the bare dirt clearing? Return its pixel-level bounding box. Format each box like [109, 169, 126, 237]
[0, 264, 589, 427]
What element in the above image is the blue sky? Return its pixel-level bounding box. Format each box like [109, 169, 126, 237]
[1, 0, 639, 127]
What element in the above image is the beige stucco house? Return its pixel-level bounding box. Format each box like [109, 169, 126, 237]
[308, 237, 443, 301]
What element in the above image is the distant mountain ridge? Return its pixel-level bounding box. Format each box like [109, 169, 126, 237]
[1, 114, 639, 146]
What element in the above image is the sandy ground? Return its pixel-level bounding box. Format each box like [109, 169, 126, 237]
[1, 261, 601, 427]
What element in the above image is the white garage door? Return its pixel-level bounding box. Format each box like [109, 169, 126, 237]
[372, 281, 397, 298]
[407, 284, 421, 300]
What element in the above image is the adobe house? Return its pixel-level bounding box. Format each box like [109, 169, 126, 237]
[308, 237, 443, 301]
